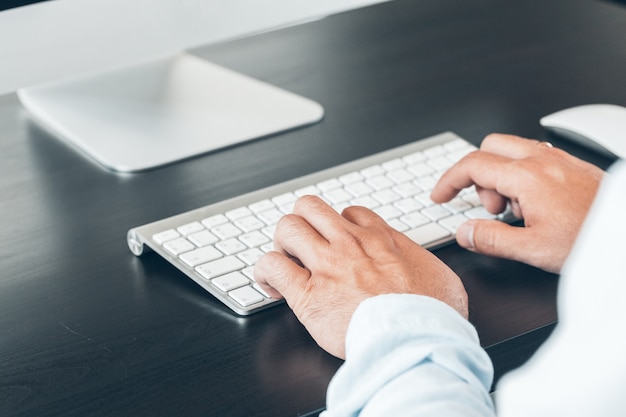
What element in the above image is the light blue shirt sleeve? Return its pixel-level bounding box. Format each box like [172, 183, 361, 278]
[322, 294, 495, 417]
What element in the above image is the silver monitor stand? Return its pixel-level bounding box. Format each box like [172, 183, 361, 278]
[18, 53, 324, 172]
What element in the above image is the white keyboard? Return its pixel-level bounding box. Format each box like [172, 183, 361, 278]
[128, 132, 511, 315]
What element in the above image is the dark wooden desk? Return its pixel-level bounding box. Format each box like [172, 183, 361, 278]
[1, 0, 624, 415]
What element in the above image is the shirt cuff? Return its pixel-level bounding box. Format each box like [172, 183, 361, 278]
[324, 294, 494, 417]
[346, 294, 480, 358]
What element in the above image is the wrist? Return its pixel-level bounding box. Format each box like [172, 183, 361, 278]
[345, 293, 480, 359]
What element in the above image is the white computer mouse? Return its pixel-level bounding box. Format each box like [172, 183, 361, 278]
[540, 104, 626, 159]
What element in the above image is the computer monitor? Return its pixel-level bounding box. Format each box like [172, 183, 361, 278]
[1, 0, 387, 172]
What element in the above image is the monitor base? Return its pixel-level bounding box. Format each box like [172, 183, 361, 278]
[18, 53, 324, 173]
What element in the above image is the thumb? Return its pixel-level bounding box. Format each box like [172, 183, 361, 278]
[456, 219, 535, 264]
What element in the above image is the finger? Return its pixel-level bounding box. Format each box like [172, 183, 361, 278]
[456, 219, 537, 263]
[254, 251, 310, 301]
[272, 213, 329, 268]
[341, 205, 387, 228]
[476, 186, 509, 214]
[480, 133, 553, 159]
[431, 151, 517, 203]
[292, 195, 352, 241]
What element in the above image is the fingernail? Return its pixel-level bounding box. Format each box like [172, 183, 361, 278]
[457, 222, 475, 249]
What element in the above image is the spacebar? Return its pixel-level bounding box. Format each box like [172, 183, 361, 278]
[405, 223, 451, 246]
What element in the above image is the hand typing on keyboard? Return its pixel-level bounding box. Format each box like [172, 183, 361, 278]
[254, 194, 468, 358]
[254, 133, 604, 358]
[431, 133, 603, 273]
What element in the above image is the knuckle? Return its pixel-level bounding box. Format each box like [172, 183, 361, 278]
[274, 214, 306, 242]
[274, 214, 312, 247]
[463, 149, 483, 162]
[341, 205, 361, 216]
[253, 252, 290, 299]
[294, 194, 322, 212]
[481, 133, 500, 148]
[513, 158, 565, 185]
[275, 213, 299, 230]
[473, 222, 500, 253]
[342, 205, 380, 222]
[254, 251, 281, 279]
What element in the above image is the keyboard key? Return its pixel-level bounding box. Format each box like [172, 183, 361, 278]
[339, 172, 363, 185]
[226, 206, 252, 220]
[153, 229, 180, 244]
[372, 189, 401, 205]
[278, 201, 296, 214]
[407, 162, 435, 177]
[295, 185, 320, 197]
[405, 223, 451, 246]
[249, 199, 275, 213]
[345, 181, 374, 197]
[257, 208, 284, 226]
[272, 192, 297, 206]
[388, 218, 410, 232]
[252, 283, 272, 298]
[215, 238, 247, 255]
[261, 225, 276, 239]
[445, 138, 471, 151]
[382, 158, 405, 171]
[234, 216, 265, 232]
[237, 248, 264, 266]
[465, 206, 497, 219]
[462, 191, 482, 207]
[414, 175, 438, 190]
[449, 147, 475, 162]
[423, 145, 446, 158]
[394, 198, 423, 214]
[400, 212, 430, 228]
[442, 198, 473, 213]
[373, 205, 402, 221]
[428, 156, 454, 171]
[439, 213, 470, 233]
[333, 202, 351, 213]
[187, 230, 219, 247]
[177, 221, 204, 236]
[241, 266, 255, 280]
[180, 246, 223, 267]
[350, 196, 380, 210]
[317, 178, 342, 192]
[393, 183, 422, 198]
[201, 214, 229, 229]
[367, 175, 394, 190]
[414, 191, 436, 207]
[163, 237, 195, 255]
[324, 188, 353, 204]
[229, 286, 264, 307]
[239, 231, 270, 248]
[196, 256, 246, 280]
[361, 165, 385, 178]
[386, 168, 414, 184]
[403, 151, 426, 165]
[211, 223, 242, 240]
[421, 205, 452, 221]
[211, 272, 249, 292]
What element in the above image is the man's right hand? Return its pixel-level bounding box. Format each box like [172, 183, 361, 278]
[431, 133, 604, 273]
